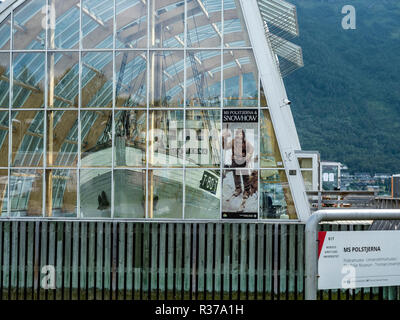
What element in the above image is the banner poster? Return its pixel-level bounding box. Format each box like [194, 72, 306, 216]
[222, 109, 258, 219]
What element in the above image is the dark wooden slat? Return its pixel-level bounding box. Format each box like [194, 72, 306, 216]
[133, 223, 142, 300]
[2, 222, 10, 300]
[296, 224, 304, 300]
[214, 223, 222, 300]
[248, 224, 256, 300]
[104, 222, 112, 300]
[10, 221, 18, 300]
[175, 224, 183, 300]
[231, 224, 239, 300]
[239, 223, 248, 300]
[150, 223, 158, 300]
[55, 222, 64, 300]
[39, 222, 48, 300]
[183, 224, 191, 300]
[167, 223, 175, 299]
[71, 222, 79, 300]
[18, 221, 26, 300]
[26, 222, 35, 300]
[118, 223, 125, 300]
[87, 223, 96, 300]
[64, 222, 72, 300]
[205, 223, 214, 300]
[288, 224, 296, 300]
[96, 222, 104, 300]
[142, 223, 150, 300]
[126, 223, 134, 300]
[256, 223, 264, 300]
[159, 223, 167, 299]
[79, 222, 88, 300]
[222, 223, 230, 300]
[47, 222, 56, 300]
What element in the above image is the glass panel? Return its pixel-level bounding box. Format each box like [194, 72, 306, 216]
[185, 169, 220, 219]
[0, 170, 8, 216]
[260, 109, 283, 168]
[48, 52, 79, 108]
[114, 169, 145, 218]
[223, 0, 251, 47]
[13, 0, 46, 50]
[322, 164, 339, 190]
[149, 51, 184, 107]
[115, 51, 147, 108]
[80, 169, 111, 217]
[223, 50, 258, 107]
[260, 82, 268, 108]
[222, 169, 258, 219]
[114, 110, 146, 167]
[0, 111, 9, 167]
[47, 0, 80, 49]
[222, 110, 258, 169]
[301, 170, 313, 191]
[13, 53, 45, 108]
[186, 50, 221, 107]
[10, 169, 43, 217]
[187, 0, 222, 48]
[298, 157, 313, 169]
[0, 53, 10, 108]
[260, 169, 296, 219]
[45, 169, 77, 217]
[47, 111, 78, 167]
[82, 0, 114, 49]
[185, 110, 221, 167]
[81, 110, 112, 167]
[116, 0, 147, 48]
[12, 111, 44, 167]
[0, 14, 11, 50]
[148, 169, 183, 219]
[149, 0, 185, 48]
[81, 51, 113, 108]
[149, 110, 184, 167]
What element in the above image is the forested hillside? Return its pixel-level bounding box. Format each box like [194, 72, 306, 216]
[285, 0, 400, 173]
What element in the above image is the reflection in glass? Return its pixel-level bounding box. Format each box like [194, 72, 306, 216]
[114, 169, 145, 218]
[301, 170, 313, 191]
[116, 0, 147, 48]
[186, 51, 221, 107]
[10, 169, 43, 217]
[47, 111, 78, 167]
[185, 110, 221, 167]
[0, 14, 11, 50]
[150, 51, 184, 107]
[0, 170, 8, 216]
[80, 169, 111, 217]
[185, 169, 220, 219]
[149, 110, 184, 167]
[0, 112, 9, 167]
[46, 169, 77, 217]
[47, 0, 80, 49]
[13, 0, 45, 50]
[47, 52, 79, 108]
[224, 0, 251, 47]
[115, 51, 146, 107]
[81, 110, 112, 167]
[114, 110, 146, 167]
[0, 53, 10, 108]
[82, 52, 113, 108]
[260, 109, 283, 168]
[149, 0, 185, 48]
[223, 50, 258, 107]
[148, 169, 183, 219]
[12, 111, 44, 167]
[13, 53, 45, 108]
[82, 0, 114, 49]
[298, 157, 313, 169]
[187, 0, 222, 48]
[260, 170, 296, 219]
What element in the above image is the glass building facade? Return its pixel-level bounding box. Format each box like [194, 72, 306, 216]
[0, 0, 297, 219]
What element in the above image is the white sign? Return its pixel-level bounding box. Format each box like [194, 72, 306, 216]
[318, 231, 400, 290]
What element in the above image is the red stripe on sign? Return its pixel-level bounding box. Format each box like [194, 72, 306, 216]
[318, 232, 327, 259]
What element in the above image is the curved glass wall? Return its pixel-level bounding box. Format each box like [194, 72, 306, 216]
[0, 0, 297, 220]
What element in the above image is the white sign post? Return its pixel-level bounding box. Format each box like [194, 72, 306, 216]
[318, 230, 400, 290]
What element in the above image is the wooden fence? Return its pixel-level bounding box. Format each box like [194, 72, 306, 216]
[0, 220, 399, 300]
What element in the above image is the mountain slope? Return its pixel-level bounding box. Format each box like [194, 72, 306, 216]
[285, 0, 400, 173]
